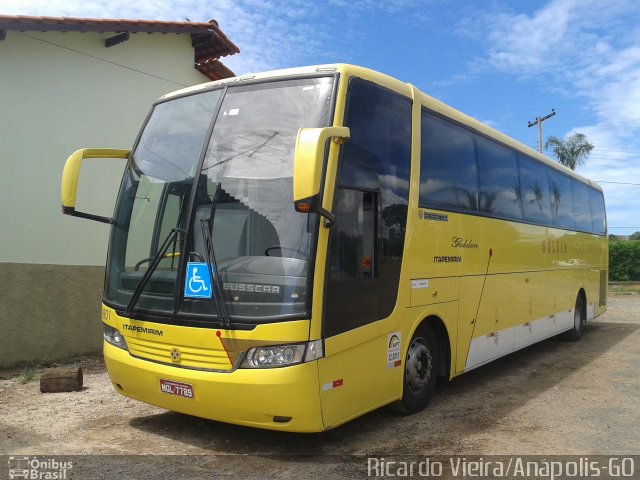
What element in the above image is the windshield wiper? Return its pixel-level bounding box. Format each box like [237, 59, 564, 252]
[204, 130, 280, 170]
[200, 183, 231, 329]
[125, 227, 184, 318]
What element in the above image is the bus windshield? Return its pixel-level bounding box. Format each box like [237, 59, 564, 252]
[104, 76, 335, 323]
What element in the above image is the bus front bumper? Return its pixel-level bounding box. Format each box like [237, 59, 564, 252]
[103, 341, 325, 432]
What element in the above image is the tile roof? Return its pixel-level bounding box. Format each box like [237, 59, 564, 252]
[0, 14, 240, 80]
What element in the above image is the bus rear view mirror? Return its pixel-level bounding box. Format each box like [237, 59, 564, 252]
[293, 126, 349, 227]
[61, 148, 129, 224]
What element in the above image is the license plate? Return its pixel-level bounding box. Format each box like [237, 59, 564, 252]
[160, 379, 194, 399]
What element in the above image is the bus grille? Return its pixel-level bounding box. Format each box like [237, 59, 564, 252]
[126, 337, 233, 371]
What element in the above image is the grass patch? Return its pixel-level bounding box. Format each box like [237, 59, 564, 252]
[19, 365, 42, 384]
[609, 283, 640, 295]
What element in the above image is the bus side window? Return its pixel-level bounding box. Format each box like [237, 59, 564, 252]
[548, 169, 575, 229]
[519, 155, 552, 224]
[476, 136, 522, 220]
[589, 188, 606, 235]
[420, 111, 478, 212]
[571, 179, 592, 232]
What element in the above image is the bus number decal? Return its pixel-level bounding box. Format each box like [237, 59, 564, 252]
[387, 332, 402, 368]
[411, 279, 429, 289]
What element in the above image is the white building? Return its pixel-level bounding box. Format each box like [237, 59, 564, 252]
[0, 15, 239, 367]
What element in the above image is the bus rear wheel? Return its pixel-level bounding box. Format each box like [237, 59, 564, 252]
[563, 293, 586, 341]
[398, 324, 440, 414]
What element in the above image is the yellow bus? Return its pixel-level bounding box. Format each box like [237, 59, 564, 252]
[61, 64, 607, 432]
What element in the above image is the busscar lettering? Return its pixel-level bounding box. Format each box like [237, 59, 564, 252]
[223, 283, 280, 294]
[122, 324, 164, 336]
[433, 256, 462, 263]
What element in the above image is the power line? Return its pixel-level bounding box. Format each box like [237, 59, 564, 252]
[595, 181, 640, 186]
[593, 148, 640, 153]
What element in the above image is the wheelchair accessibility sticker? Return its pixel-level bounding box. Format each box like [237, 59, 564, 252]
[184, 262, 212, 298]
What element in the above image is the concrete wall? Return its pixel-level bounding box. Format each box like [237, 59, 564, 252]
[0, 264, 105, 367]
[0, 30, 212, 367]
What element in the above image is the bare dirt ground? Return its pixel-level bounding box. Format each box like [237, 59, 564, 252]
[1, 294, 639, 478]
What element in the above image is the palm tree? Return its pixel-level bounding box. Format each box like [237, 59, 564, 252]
[544, 133, 594, 170]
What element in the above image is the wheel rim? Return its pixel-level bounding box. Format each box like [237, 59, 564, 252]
[405, 337, 432, 393]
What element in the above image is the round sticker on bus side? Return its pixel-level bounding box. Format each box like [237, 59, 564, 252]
[387, 332, 401, 368]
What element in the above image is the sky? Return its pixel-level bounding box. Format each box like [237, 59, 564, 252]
[2, 0, 640, 235]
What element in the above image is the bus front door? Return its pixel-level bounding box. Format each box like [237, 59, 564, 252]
[318, 189, 400, 428]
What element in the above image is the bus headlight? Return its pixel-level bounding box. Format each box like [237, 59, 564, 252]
[241, 340, 323, 368]
[103, 325, 128, 350]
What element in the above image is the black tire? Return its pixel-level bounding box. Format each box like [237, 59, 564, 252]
[563, 293, 586, 341]
[397, 324, 440, 414]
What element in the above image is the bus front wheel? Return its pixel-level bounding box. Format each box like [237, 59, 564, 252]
[398, 324, 440, 414]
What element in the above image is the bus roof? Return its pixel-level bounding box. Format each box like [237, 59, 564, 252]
[160, 64, 602, 192]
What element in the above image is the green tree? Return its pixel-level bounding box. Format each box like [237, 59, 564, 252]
[630, 231, 640, 241]
[544, 133, 594, 170]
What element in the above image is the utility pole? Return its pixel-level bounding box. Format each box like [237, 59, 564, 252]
[528, 109, 556, 153]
